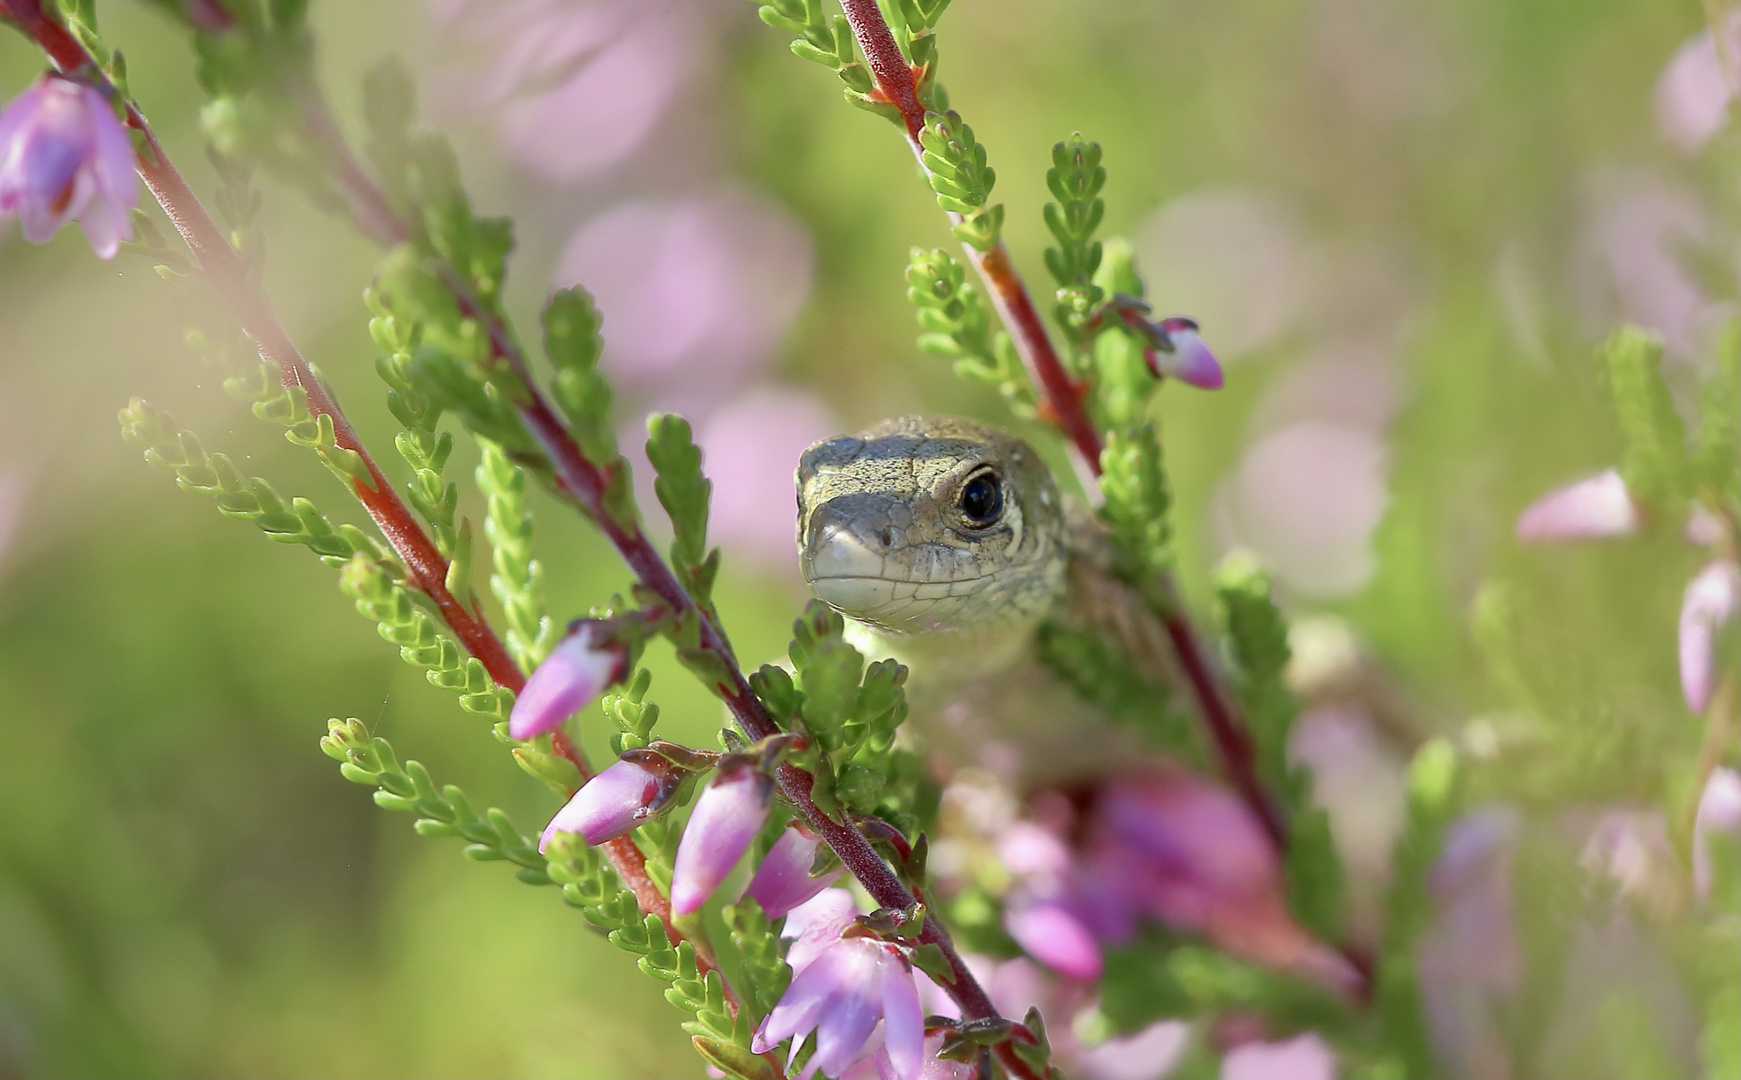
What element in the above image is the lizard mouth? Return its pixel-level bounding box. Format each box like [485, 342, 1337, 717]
[801, 521, 1016, 634]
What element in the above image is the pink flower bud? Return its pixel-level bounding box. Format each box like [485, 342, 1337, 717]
[1515, 469, 1640, 543]
[745, 820, 842, 919]
[538, 750, 683, 851]
[508, 624, 628, 740]
[1148, 316, 1225, 389]
[1680, 561, 1741, 714]
[671, 761, 773, 915]
[1695, 767, 1741, 903]
[0, 76, 138, 259]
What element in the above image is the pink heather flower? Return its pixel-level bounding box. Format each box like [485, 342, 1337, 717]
[1655, 14, 1741, 155]
[1515, 469, 1641, 543]
[1695, 767, 1741, 903]
[1679, 560, 1741, 714]
[508, 624, 627, 740]
[1003, 895, 1103, 982]
[745, 821, 841, 919]
[538, 750, 682, 850]
[1220, 1032, 1337, 1080]
[1148, 316, 1224, 389]
[670, 761, 773, 915]
[782, 887, 862, 974]
[0, 76, 138, 259]
[752, 936, 924, 1080]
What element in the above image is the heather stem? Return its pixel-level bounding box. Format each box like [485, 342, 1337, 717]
[834, 0, 1289, 862]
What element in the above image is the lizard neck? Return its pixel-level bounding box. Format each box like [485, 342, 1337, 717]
[842, 613, 1037, 686]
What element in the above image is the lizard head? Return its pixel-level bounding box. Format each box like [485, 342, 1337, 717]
[795, 415, 1068, 637]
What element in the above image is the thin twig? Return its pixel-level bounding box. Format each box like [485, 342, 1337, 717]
[835, 0, 1289, 855]
[0, 0, 731, 1001]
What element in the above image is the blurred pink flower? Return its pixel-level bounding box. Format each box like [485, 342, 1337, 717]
[1135, 189, 1304, 361]
[1221, 1032, 1336, 1080]
[1694, 767, 1741, 903]
[1075, 1021, 1190, 1080]
[1247, 349, 1402, 437]
[1579, 808, 1677, 915]
[508, 623, 628, 739]
[0, 76, 138, 259]
[1219, 421, 1390, 598]
[0, 466, 22, 577]
[1577, 170, 1721, 359]
[1289, 706, 1407, 936]
[695, 386, 838, 567]
[1679, 560, 1741, 714]
[554, 190, 813, 407]
[431, 0, 697, 183]
[1085, 767, 1359, 991]
[1417, 807, 1522, 1080]
[1003, 895, 1103, 982]
[1655, 13, 1741, 155]
[1515, 469, 1641, 544]
[671, 760, 773, 915]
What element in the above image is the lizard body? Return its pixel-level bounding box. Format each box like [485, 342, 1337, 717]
[795, 415, 1173, 785]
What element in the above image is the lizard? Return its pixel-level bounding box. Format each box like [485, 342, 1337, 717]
[793, 413, 1180, 788]
[792, 414, 1371, 994]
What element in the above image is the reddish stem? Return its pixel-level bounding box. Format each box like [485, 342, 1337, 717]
[0, 0, 741, 999]
[832, 1, 1291, 850]
[839, 0, 924, 138]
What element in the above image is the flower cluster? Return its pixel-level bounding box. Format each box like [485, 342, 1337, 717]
[985, 766, 1359, 994]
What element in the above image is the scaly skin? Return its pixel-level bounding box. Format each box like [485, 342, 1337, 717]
[796, 415, 1169, 785]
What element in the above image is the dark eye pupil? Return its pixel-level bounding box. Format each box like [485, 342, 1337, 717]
[960, 474, 1002, 525]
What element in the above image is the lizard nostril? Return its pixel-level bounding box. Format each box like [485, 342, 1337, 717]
[879, 527, 894, 550]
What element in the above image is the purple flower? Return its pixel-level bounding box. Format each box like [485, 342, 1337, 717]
[1083, 766, 1360, 991]
[1679, 560, 1741, 714]
[752, 936, 924, 1080]
[508, 623, 628, 740]
[670, 761, 773, 915]
[745, 820, 841, 918]
[1002, 894, 1103, 982]
[1515, 469, 1641, 543]
[539, 750, 683, 850]
[1148, 316, 1225, 389]
[1695, 767, 1741, 903]
[0, 76, 138, 259]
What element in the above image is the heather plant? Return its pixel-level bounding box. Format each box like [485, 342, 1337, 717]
[3, 1, 1741, 1079]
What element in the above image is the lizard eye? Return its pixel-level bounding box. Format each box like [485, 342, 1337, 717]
[958, 469, 1004, 527]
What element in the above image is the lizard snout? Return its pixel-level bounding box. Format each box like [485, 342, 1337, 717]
[799, 494, 903, 619]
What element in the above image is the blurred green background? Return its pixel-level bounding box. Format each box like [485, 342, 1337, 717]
[0, 0, 1723, 1075]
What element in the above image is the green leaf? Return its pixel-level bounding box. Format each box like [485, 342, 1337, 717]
[1602, 326, 1689, 505]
